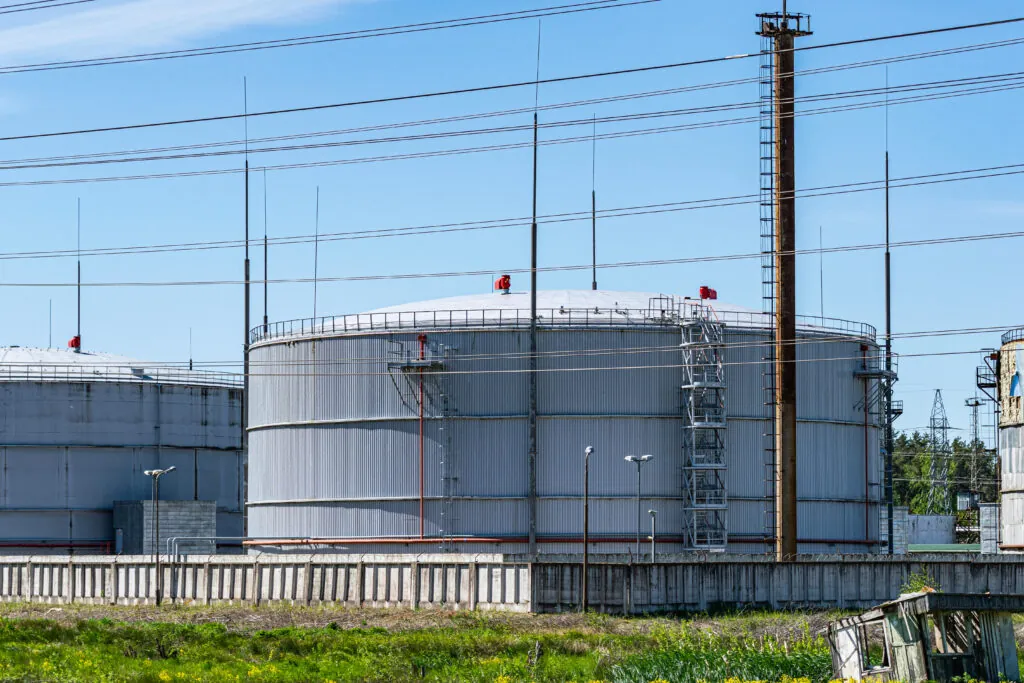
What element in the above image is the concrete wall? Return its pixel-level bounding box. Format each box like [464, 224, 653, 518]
[907, 514, 956, 545]
[112, 501, 216, 555]
[1, 554, 1024, 613]
[0, 554, 528, 610]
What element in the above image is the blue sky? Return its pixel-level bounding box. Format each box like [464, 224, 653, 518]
[0, 0, 1019, 435]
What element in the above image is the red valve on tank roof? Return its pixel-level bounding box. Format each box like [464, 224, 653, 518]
[68, 335, 81, 349]
[494, 274, 511, 294]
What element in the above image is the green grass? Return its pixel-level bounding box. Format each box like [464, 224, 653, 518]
[0, 611, 835, 683]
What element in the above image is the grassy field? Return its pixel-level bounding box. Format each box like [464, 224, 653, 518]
[11, 604, 1018, 682]
[0, 605, 842, 683]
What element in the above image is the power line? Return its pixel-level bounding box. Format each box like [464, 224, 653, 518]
[1, 224, 1022, 288]
[0, 77, 1018, 187]
[0, 0, 96, 14]
[1, 15, 1022, 143]
[10, 34, 1021, 168]
[1, 158, 1023, 261]
[4, 69, 1021, 173]
[0, 0, 656, 76]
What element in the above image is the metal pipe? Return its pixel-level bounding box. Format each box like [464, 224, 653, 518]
[268, 167, 272, 333]
[76, 198, 81, 353]
[528, 23, 542, 557]
[862, 345, 870, 544]
[591, 113, 597, 291]
[649, 509, 656, 563]
[583, 446, 592, 612]
[237, 535, 873, 547]
[528, 114, 539, 556]
[884, 150, 894, 554]
[418, 333, 426, 539]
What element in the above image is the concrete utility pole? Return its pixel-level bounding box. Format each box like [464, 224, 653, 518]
[757, 6, 811, 561]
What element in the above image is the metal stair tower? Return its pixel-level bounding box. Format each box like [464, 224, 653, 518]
[681, 304, 728, 550]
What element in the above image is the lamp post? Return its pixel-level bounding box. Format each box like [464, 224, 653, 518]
[648, 509, 656, 564]
[624, 455, 653, 558]
[143, 466, 176, 605]
[583, 446, 593, 613]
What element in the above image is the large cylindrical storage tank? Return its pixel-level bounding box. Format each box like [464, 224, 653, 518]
[0, 347, 243, 554]
[248, 290, 881, 555]
[999, 328, 1024, 551]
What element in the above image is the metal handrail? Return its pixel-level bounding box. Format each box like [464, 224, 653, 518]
[1002, 328, 1024, 345]
[251, 306, 876, 344]
[0, 364, 242, 387]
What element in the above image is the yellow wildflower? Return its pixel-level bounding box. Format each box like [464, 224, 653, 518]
[158, 672, 172, 682]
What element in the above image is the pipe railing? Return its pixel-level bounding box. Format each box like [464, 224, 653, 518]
[250, 306, 876, 344]
[0, 364, 241, 387]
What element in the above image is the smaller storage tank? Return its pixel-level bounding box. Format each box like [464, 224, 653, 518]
[1000, 328, 1024, 551]
[0, 347, 243, 554]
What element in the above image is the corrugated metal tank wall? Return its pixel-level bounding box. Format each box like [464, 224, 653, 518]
[248, 320, 882, 554]
[999, 335, 1024, 551]
[0, 381, 244, 553]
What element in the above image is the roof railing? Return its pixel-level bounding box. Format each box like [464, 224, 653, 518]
[0, 364, 242, 387]
[1002, 328, 1024, 345]
[250, 304, 877, 344]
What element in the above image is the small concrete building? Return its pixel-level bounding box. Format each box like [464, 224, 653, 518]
[113, 500, 216, 555]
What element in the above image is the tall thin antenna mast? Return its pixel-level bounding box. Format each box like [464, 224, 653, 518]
[48, 299, 52, 348]
[263, 168, 269, 333]
[527, 19, 542, 556]
[591, 113, 597, 291]
[189, 327, 193, 372]
[75, 197, 81, 353]
[242, 77, 251, 468]
[818, 225, 823, 319]
[313, 186, 320, 320]
[883, 63, 895, 553]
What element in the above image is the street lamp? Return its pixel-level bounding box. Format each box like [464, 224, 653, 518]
[624, 455, 653, 558]
[143, 466, 176, 605]
[583, 446, 593, 613]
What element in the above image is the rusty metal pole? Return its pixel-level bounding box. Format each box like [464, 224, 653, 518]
[774, 29, 798, 561]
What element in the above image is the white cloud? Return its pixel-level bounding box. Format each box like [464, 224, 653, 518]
[0, 0, 362, 62]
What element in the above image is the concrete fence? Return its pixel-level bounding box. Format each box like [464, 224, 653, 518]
[2, 554, 1024, 613]
[0, 555, 530, 610]
[532, 554, 1024, 614]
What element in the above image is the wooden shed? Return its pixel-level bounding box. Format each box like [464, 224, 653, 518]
[828, 592, 1024, 682]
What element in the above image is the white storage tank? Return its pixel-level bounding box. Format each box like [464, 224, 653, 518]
[0, 347, 243, 554]
[248, 289, 884, 555]
[999, 328, 1024, 551]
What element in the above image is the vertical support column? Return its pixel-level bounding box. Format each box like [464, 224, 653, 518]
[773, 28, 799, 562]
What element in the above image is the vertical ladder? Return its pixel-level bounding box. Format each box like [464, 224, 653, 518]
[434, 344, 459, 552]
[758, 34, 778, 552]
[681, 305, 728, 550]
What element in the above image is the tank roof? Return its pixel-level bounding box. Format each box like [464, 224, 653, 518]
[0, 346, 240, 387]
[252, 289, 876, 344]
